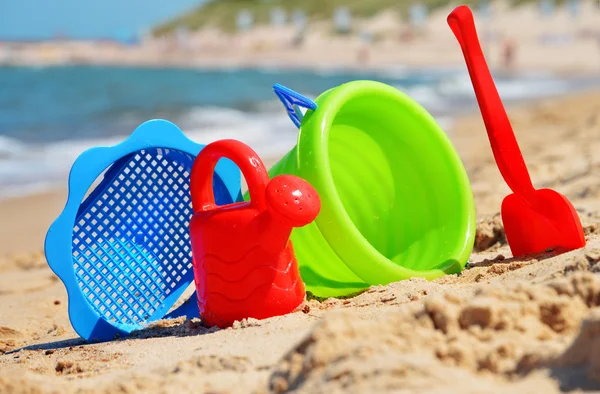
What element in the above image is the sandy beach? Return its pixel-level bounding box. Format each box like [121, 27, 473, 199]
[0, 84, 599, 392]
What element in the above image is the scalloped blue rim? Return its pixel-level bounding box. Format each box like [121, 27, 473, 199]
[44, 119, 241, 341]
[273, 83, 317, 128]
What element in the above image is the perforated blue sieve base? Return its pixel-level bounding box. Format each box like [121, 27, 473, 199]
[72, 148, 232, 332]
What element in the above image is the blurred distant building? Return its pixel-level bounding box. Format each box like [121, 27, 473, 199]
[292, 10, 307, 47]
[292, 9, 307, 30]
[333, 7, 352, 34]
[479, 0, 492, 19]
[175, 26, 190, 50]
[409, 3, 428, 29]
[538, 0, 555, 17]
[478, 0, 498, 43]
[236, 9, 254, 33]
[270, 7, 287, 27]
[567, 0, 581, 17]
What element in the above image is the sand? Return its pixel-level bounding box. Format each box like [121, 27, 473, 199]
[1, 89, 600, 392]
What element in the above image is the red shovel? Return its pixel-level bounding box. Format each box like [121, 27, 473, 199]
[447, 5, 585, 257]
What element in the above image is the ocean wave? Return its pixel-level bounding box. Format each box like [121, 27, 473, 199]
[398, 84, 449, 113]
[0, 108, 298, 200]
[436, 73, 570, 100]
[0, 100, 451, 201]
[0, 134, 129, 199]
[0, 136, 26, 157]
[0, 68, 590, 201]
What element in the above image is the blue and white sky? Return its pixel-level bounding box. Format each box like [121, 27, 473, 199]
[0, 0, 205, 40]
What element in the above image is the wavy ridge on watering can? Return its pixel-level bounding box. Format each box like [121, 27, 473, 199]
[269, 81, 477, 297]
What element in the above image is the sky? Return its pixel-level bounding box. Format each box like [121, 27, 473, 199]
[0, 0, 205, 40]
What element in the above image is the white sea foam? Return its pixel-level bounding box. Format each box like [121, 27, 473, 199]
[436, 73, 570, 101]
[0, 136, 26, 157]
[0, 72, 585, 201]
[0, 108, 297, 200]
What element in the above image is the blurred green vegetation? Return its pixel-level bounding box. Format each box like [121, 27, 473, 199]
[153, 0, 561, 35]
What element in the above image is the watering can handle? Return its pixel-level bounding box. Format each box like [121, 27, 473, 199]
[273, 83, 318, 129]
[190, 139, 269, 213]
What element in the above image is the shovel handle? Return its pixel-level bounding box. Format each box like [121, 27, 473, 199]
[191, 140, 269, 213]
[448, 6, 536, 200]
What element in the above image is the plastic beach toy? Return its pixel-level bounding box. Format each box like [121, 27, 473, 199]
[266, 81, 476, 298]
[189, 139, 320, 328]
[448, 5, 585, 257]
[45, 120, 240, 341]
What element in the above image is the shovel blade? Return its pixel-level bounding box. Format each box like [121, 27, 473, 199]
[501, 189, 585, 257]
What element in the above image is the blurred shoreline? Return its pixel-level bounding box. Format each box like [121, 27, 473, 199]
[2, 3, 600, 75]
[1, 65, 597, 203]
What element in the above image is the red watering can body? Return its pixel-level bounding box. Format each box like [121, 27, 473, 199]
[189, 140, 320, 328]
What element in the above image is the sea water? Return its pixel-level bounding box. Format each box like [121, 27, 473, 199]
[0, 65, 594, 199]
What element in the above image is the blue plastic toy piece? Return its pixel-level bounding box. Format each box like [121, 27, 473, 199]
[45, 119, 240, 341]
[273, 83, 317, 128]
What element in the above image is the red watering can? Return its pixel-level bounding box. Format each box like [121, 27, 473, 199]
[189, 139, 321, 328]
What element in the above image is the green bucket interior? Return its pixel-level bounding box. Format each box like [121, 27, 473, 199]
[327, 88, 473, 270]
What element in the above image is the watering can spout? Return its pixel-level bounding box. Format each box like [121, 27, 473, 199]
[265, 175, 320, 227]
[261, 174, 321, 252]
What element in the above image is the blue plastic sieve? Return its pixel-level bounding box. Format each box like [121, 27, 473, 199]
[45, 119, 240, 341]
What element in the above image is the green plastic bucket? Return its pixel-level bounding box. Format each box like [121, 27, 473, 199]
[259, 81, 476, 298]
